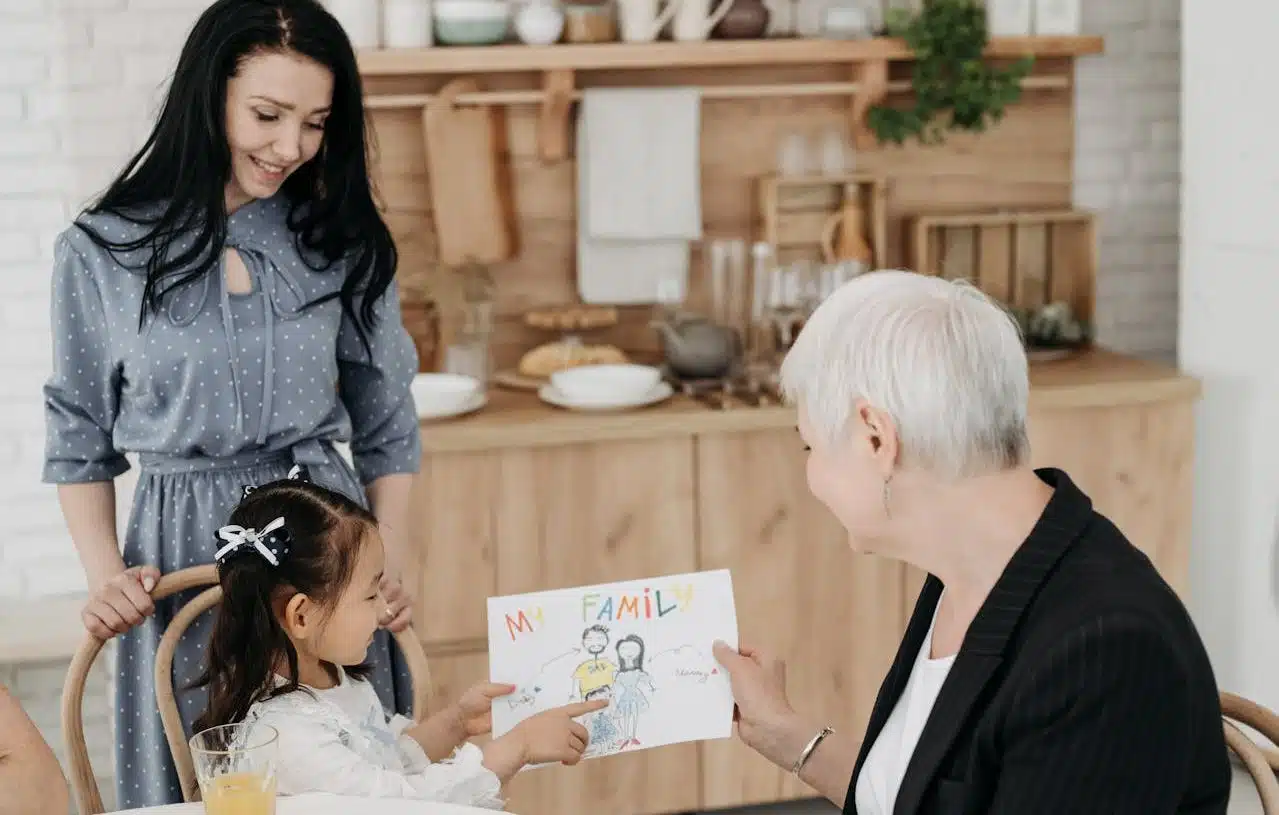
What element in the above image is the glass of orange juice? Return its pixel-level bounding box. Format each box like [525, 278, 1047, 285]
[189, 723, 279, 815]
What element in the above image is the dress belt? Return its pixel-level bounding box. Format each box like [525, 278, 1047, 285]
[137, 438, 332, 476]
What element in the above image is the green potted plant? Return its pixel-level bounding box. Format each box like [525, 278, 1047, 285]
[867, 0, 1034, 146]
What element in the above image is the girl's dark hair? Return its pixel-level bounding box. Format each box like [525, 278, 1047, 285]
[192, 479, 378, 732]
[77, 0, 395, 342]
[616, 635, 646, 671]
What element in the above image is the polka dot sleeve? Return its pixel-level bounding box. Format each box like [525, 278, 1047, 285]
[41, 234, 130, 483]
[337, 277, 422, 485]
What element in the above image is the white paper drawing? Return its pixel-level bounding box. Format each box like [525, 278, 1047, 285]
[487, 569, 738, 760]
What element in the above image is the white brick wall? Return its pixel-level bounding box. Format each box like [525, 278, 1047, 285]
[1180, 0, 1279, 712]
[0, 0, 1182, 805]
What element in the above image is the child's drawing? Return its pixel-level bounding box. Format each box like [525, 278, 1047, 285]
[610, 635, 656, 748]
[487, 569, 738, 761]
[571, 624, 617, 701]
[583, 686, 620, 753]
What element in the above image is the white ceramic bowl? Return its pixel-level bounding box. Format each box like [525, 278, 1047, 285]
[410, 373, 481, 415]
[550, 364, 661, 404]
[433, 0, 510, 21]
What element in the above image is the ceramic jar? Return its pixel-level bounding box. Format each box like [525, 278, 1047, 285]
[325, 0, 382, 47]
[382, 0, 433, 46]
[711, 0, 769, 39]
[516, 0, 566, 43]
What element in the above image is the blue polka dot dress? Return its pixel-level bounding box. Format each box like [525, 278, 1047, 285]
[41, 195, 422, 809]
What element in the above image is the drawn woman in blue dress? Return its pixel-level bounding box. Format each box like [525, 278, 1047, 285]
[612, 635, 657, 748]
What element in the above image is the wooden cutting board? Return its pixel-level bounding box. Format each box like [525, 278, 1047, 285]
[422, 78, 518, 267]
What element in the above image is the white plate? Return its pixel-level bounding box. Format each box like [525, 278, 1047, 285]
[539, 381, 674, 411]
[417, 391, 487, 421]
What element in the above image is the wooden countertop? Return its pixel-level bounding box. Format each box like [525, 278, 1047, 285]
[420, 349, 1200, 453]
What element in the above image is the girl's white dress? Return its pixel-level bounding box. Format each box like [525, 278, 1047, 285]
[244, 669, 503, 807]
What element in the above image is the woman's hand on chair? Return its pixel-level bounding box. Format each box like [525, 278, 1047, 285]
[379, 574, 413, 633]
[713, 641, 808, 769]
[81, 565, 161, 640]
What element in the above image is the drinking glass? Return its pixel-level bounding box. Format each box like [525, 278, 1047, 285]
[190, 723, 279, 815]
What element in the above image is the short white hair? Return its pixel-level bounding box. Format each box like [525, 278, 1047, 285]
[779, 270, 1030, 479]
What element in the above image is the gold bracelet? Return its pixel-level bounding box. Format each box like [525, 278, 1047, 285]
[791, 726, 834, 775]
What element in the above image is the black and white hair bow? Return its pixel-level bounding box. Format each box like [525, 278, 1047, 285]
[240, 464, 312, 500]
[215, 517, 291, 567]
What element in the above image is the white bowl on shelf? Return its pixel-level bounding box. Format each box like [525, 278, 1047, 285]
[549, 364, 662, 405]
[410, 373, 482, 416]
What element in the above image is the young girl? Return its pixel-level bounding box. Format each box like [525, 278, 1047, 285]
[194, 476, 606, 804]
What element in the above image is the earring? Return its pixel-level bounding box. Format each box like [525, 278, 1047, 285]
[882, 476, 893, 520]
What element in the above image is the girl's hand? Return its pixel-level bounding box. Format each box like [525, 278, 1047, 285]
[516, 700, 606, 765]
[82, 565, 161, 640]
[481, 700, 607, 782]
[712, 641, 804, 768]
[452, 681, 516, 738]
[379, 574, 413, 633]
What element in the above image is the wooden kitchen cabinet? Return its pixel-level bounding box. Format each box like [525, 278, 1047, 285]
[697, 429, 904, 809]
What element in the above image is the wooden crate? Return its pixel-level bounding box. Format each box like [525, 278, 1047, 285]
[756, 173, 889, 268]
[905, 209, 1096, 321]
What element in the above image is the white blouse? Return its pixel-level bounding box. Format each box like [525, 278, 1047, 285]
[244, 669, 503, 808]
[853, 596, 955, 815]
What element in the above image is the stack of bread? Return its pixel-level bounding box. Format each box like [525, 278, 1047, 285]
[516, 304, 629, 379]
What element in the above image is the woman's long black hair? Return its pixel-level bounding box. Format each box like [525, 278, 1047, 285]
[616, 634, 646, 672]
[191, 479, 378, 732]
[78, 0, 395, 339]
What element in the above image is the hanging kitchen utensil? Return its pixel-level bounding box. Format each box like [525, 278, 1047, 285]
[422, 77, 519, 268]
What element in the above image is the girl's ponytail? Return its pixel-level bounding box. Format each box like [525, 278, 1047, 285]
[192, 558, 300, 733]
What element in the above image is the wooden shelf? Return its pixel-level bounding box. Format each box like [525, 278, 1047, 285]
[360, 35, 1103, 161]
[357, 35, 1104, 76]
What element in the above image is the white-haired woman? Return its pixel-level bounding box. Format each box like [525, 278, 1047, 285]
[712, 271, 1230, 815]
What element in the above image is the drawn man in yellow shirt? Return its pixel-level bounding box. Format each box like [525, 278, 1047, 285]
[571, 624, 618, 700]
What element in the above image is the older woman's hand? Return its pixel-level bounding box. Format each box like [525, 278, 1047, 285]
[713, 641, 808, 768]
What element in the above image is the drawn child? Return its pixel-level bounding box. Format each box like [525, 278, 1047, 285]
[192, 477, 606, 804]
[612, 635, 657, 748]
[571, 624, 618, 701]
[583, 686, 620, 751]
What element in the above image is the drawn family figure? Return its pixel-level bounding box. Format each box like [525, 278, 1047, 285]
[583, 686, 620, 751]
[612, 634, 658, 748]
[571, 624, 618, 701]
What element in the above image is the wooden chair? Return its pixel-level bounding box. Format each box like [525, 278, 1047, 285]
[1225, 718, 1279, 813]
[61, 565, 433, 814]
[1223, 690, 1279, 772]
[1222, 691, 1279, 814]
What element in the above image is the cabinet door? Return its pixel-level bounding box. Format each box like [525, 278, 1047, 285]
[494, 437, 702, 815]
[901, 398, 1197, 616]
[1029, 400, 1194, 593]
[696, 429, 903, 810]
[408, 451, 503, 645]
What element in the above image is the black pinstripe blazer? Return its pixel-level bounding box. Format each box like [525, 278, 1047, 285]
[844, 468, 1232, 815]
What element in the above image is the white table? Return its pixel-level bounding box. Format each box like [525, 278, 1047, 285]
[113, 794, 502, 814]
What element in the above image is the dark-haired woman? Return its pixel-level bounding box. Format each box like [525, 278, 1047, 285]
[40, 0, 421, 807]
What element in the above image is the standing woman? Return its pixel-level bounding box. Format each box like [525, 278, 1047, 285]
[42, 0, 421, 807]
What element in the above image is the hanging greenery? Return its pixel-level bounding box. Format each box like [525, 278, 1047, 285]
[867, 0, 1034, 146]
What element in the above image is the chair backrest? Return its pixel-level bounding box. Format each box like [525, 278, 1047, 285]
[1224, 718, 1279, 814]
[61, 565, 433, 813]
[1222, 690, 1279, 772]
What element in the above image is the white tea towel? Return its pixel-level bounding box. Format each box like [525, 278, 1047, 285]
[576, 102, 691, 305]
[578, 87, 703, 240]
